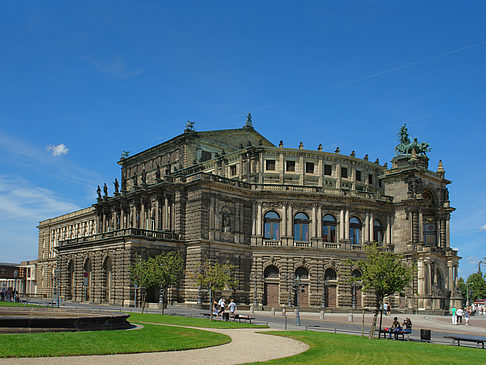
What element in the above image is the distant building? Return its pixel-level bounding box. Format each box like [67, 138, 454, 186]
[36, 120, 462, 311]
[0, 262, 27, 295]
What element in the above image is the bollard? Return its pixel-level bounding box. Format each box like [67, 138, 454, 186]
[320, 310, 324, 320]
[250, 305, 254, 313]
[271, 307, 275, 315]
[348, 313, 353, 322]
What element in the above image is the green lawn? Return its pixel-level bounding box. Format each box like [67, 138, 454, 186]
[0, 301, 39, 307]
[0, 322, 230, 358]
[247, 331, 486, 365]
[126, 312, 268, 328]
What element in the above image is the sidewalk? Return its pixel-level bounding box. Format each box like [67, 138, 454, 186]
[0, 325, 308, 365]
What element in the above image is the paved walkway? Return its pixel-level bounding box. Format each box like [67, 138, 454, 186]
[0, 325, 309, 365]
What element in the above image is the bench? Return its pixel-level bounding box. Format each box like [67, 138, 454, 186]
[444, 336, 486, 349]
[379, 328, 412, 340]
[232, 314, 255, 324]
[200, 312, 230, 321]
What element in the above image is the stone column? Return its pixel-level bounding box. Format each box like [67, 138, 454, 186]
[132, 204, 137, 228]
[281, 203, 287, 237]
[412, 210, 419, 243]
[446, 216, 450, 248]
[419, 211, 423, 243]
[364, 212, 370, 242]
[436, 218, 441, 247]
[339, 209, 345, 240]
[256, 202, 262, 236]
[345, 210, 350, 240]
[311, 205, 316, 238]
[440, 217, 447, 248]
[317, 205, 322, 238]
[417, 260, 425, 297]
[120, 208, 125, 230]
[336, 161, 341, 189]
[287, 205, 293, 238]
[251, 202, 256, 236]
[164, 195, 169, 230]
[155, 199, 160, 230]
[140, 201, 145, 230]
[386, 215, 391, 245]
[447, 262, 454, 292]
[369, 212, 374, 242]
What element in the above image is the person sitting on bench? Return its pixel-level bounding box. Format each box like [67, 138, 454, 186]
[389, 317, 402, 339]
[402, 318, 412, 333]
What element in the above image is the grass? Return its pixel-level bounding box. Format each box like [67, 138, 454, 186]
[0, 301, 39, 307]
[0, 322, 230, 358]
[246, 331, 486, 364]
[126, 312, 268, 328]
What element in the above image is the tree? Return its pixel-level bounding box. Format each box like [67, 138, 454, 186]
[190, 260, 239, 321]
[464, 272, 486, 302]
[350, 243, 414, 339]
[131, 251, 184, 314]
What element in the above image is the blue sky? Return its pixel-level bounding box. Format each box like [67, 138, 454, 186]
[1, 1, 485, 278]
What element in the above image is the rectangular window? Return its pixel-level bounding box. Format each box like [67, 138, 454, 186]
[230, 165, 237, 176]
[286, 160, 295, 172]
[368, 174, 373, 185]
[266, 160, 276, 171]
[341, 167, 348, 178]
[356, 170, 361, 182]
[324, 164, 332, 176]
[201, 151, 211, 162]
[306, 162, 314, 173]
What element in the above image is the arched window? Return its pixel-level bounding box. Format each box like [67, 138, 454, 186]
[264, 211, 280, 240]
[264, 265, 279, 279]
[324, 268, 337, 281]
[350, 217, 362, 244]
[352, 269, 362, 279]
[322, 214, 337, 242]
[373, 220, 383, 244]
[103, 257, 113, 303]
[295, 267, 309, 279]
[294, 212, 310, 241]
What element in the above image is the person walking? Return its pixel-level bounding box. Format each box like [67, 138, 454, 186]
[451, 306, 457, 325]
[228, 298, 237, 318]
[465, 310, 470, 325]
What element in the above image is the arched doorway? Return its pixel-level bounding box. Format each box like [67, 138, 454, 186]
[103, 257, 113, 303]
[263, 265, 279, 306]
[67, 261, 74, 300]
[352, 269, 362, 308]
[324, 268, 337, 308]
[294, 267, 309, 307]
[83, 258, 92, 301]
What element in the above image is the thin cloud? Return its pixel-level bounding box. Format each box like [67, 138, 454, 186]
[0, 176, 79, 220]
[0, 129, 100, 187]
[480, 224, 486, 231]
[47, 143, 69, 157]
[90, 56, 144, 80]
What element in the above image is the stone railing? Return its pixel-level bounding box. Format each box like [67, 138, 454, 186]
[262, 240, 282, 246]
[58, 228, 179, 246]
[294, 241, 312, 247]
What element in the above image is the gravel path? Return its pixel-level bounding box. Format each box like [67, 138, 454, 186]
[0, 326, 309, 365]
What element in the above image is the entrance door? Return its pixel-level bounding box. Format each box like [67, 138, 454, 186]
[327, 285, 337, 308]
[355, 287, 362, 308]
[298, 284, 309, 307]
[264, 283, 279, 306]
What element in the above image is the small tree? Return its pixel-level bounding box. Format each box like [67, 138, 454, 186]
[191, 260, 239, 321]
[351, 243, 414, 339]
[131, 251, 184, 314]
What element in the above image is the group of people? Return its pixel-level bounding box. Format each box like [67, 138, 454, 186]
[0, 287, 18, 302]
[212, 297, 237, 319]
[385, 317, 412, 339]
[470, 302, 486, 316]
[450, 307, 471, 325]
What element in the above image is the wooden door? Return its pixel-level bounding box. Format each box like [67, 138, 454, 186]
[327, 285, 337, 308]
[355, 287, 362, 308]
[299, 284, 309, 306]
[264, 283, 279, 306]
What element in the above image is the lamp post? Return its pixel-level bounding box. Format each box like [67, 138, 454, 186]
[288, 273, 293, 307]
[352, 283, 357, 310]
[294, 276, 302, 326]
[252, 273, 260, 308]
[321, 279, 328, 309]
[13, 270, 18, 303]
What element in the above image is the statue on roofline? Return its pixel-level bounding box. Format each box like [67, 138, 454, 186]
[185, 121, 195, 132]
[395, 123, 431, 156]
[114, 178, 119, 194]
[97, 185, 102, 200]
[103, 183, 108, 197]
[246, 113, 253, 128]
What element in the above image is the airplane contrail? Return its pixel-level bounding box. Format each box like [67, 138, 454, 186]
[200, 39, 486, 127]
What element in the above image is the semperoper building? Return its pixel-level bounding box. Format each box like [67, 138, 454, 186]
[36, 117, 462, 312]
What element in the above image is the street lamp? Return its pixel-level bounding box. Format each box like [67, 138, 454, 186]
[252, 273, 260, 308]
[287, 273, 293, 307]
[321, 279, 329, 309]
[352, 283, 357, 310]
[294, 276, 301, 326]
